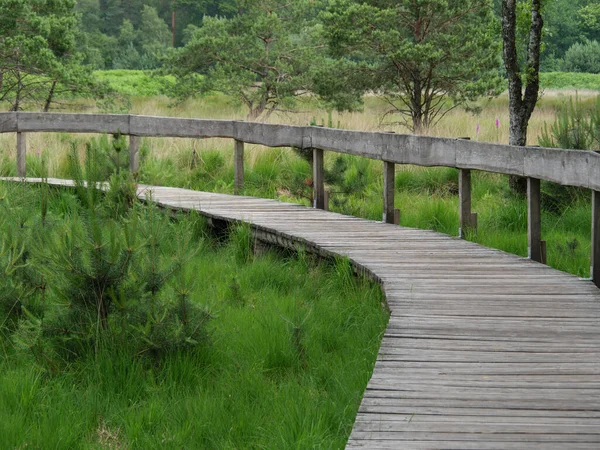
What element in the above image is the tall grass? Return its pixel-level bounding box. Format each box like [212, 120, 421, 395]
[0, 182, 388, 449]
[0, 92, 595, 278]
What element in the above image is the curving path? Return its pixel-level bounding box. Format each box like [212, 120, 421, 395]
[5, 178, 600, 449]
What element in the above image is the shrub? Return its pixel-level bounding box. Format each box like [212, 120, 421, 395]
[538, 95, 599, 210]
[562, 40, 600, 74]
[539, 95, 600, 150]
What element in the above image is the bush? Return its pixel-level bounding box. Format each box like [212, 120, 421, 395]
[538, 95, 599, 210]
[1, 172, 209, 370]
[539, 95, 600, 150]
[562, 40, 600, 74]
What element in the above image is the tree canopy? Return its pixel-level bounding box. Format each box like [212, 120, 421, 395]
[320, 0, 503, 131]
[168, 0, 324, 120]
[0, 0, 99, 111]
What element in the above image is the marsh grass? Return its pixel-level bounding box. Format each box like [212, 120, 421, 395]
[0, 182, 388, 449]
[0, 90, 595, 276]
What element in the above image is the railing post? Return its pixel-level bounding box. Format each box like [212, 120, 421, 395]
[459, 168, 477, 238]
[383, 160, 396, 224]
[527, 177, 543, 262]
[234, 139, 244, 195]
[129, 135, 140, 174]
[17, 132, 26, 177]
[313, 148, 325, 209]
[592, 190, 600, 287]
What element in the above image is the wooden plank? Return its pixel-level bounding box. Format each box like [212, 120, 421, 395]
[17, 112, 129, 134]
[16, 132, 26, 177]
[2, 113, 599, 189]
[593, 190, 600, 287]
[383, 161, 395, 224]
[313, 147, 325, 209]
[0, 112, 17, 132]
[458, 168, 474, 238]
[234, 139, 244, 195]
[528, 177, 542, 262]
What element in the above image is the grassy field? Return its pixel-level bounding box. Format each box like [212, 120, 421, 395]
[1, 88, 596, 278]
[0, 181, 388, 449]
[0, 74, 597, 448]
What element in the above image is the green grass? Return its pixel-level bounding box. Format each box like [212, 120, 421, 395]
[540, 72, 600, 90]
[0, 181, 388, 449]
[91, 70, 600, 98]
[94, 70, 176, 97]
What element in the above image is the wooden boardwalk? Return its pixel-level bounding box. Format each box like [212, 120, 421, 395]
[6, 179, 600, 449]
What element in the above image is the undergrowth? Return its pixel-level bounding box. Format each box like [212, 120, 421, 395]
[0, 177, 388, 449]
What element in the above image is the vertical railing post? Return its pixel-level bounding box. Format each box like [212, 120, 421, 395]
[527, 177, 543, 262]
[234, 139, 244, 195]
[129, 135, 140, 174]
[313, 148, 325, 209]
[458, 168, 476, 238]
[383, 160, 396, 224]
[592, 190, 600, 287]
[17, 132, 26, 177]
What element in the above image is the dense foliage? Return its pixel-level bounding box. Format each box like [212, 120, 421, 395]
[0, 0, 101, 111]
[0, 175, 388, 449]
[168, 0, 324, 120]
[3, 0, 600, 119]
[320, 0, 503, 131]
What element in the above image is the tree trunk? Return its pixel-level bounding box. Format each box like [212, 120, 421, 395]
[501, 0, 543, 195]
[44, 81, 57, 112]
[12, 72, 22, 112]
[411, 72, 423, 133]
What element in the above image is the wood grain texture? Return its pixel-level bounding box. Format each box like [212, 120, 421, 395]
[1, 113, 600, 189]
[4, 177, 600, 449]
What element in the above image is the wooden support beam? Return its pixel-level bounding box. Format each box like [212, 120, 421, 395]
[234, 139, 244, 195]
[129, 135, 140, 173]
[528, 177, 543, 262]
[324, 190, 329, 211]
[394, 208, 400, 226]
[383, 161, 395, 224]
[459, 168, 476, 238]
[313, 148, 325, 209]
[592, 190, 600, 287]
[17, 132, 26, 177]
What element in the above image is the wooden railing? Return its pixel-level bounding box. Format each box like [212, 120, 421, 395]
[2, 112, 599, 286]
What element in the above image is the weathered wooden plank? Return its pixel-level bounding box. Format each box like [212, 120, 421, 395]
[593, 190, 600, 287]
[528, 177, 542, 262]
[347, 440, 600, 450]
[456, 139, 524, 176]
[234, 121, 305, 147]
[3, 113, 600, 189]
[313, 147, 325, 209]
[349, 430, 600, 442]
[0, 112, 17, 132]
[17, 112, 129, 134]
[16, 132, 26, 177]
[130, 115, 234, 138]
[234, 139, 244, 195]
[524, 146, 595, 189]
[458, 168, 476, 238]
[383, 161, 395, 224]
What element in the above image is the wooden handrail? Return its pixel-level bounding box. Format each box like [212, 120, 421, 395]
[2, 111, 599, 285]
[1, 112, 598, 190]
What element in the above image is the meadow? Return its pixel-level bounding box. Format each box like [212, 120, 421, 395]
[1, 72, 598, 448]
[0, 179, 388, 449]
[1, 76, 596, 277]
